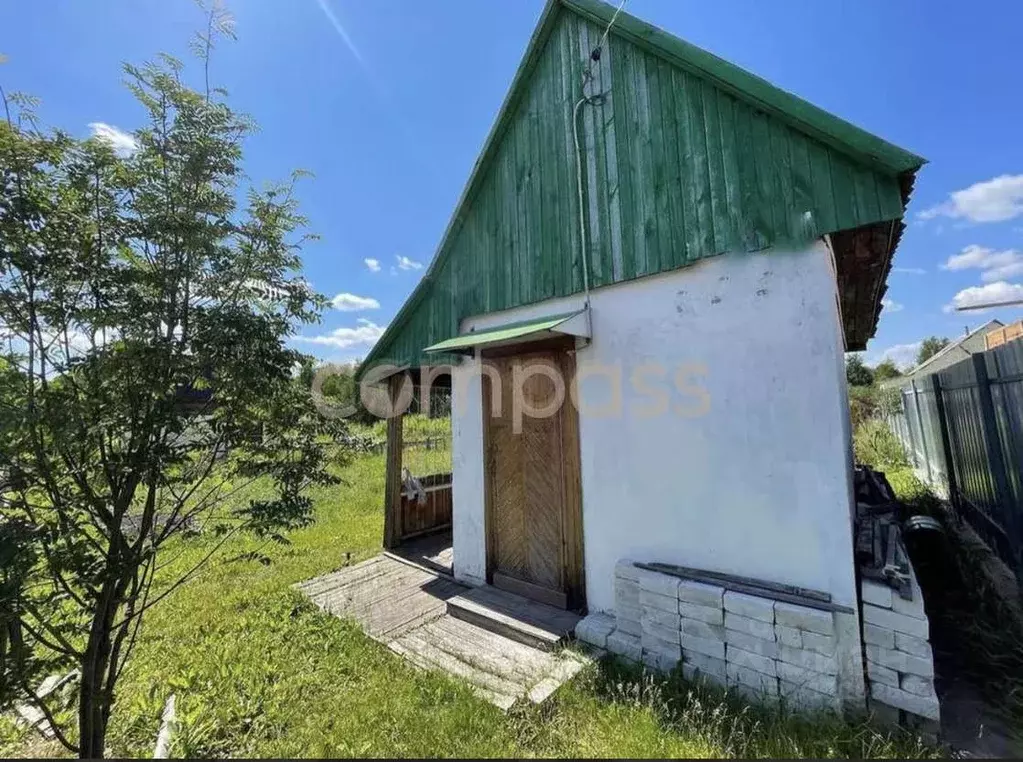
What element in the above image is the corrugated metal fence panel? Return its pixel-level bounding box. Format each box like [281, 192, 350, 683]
[987, 341, 1023, 528]
[939, 359, 999, 516]
[919, 382, 947, 487]
[889, 341, 1023, 578]
[902, 386, 926, 471]
[365, 7, 907, 373]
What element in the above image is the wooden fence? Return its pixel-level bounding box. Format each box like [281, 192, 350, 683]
[366, 436, 449, 456]
[398, 472, 453, 542]
[889, 339, 1023, 580]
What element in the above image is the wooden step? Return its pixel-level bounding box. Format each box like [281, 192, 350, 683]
[388, 614, 594, 710]
[445, 585, 582, 651]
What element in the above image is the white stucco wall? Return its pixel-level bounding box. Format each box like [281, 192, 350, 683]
[449, 242, 858, 620]
[451, 354, 488, 587]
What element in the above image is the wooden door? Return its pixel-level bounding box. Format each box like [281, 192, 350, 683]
[482, 347, 584, 610]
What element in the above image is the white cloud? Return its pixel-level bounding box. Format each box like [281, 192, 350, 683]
[941, 245, 1023, 282]
[88, 122, 138, 157]
[919, 174, 1023, 224]
[943, 281, 1023, 313]
[364, 258, 381, 273]
[881, 297, 904, 313]
[331, 292, 380, 311]
[983, 261, 1023, 282]
[396, 255, 422, 271]
[293, 318, 385, 349]
[865, 341, 922, 371]
[892, 266, 926, 275]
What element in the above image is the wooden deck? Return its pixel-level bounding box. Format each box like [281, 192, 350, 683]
[388, 531, 454, 577]
[297, 554, 464, 641]
[296, 549, 595, 710]
[447, 584, 582, 650]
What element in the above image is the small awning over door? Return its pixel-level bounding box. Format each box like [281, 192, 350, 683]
[422, 308, 590, 355]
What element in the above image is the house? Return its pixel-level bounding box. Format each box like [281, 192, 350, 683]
[357, 0, 926, 714]
[985, 319, 1023, 350]
[894, 319, 1003, 385]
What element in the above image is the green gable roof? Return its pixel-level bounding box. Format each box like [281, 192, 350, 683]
[566, 0, 923, 175]
[358, 0, 924, 380]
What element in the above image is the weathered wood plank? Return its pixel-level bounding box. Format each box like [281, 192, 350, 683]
[294, 556, 387, 596]
[389, 629, 525, 702]
[323, 565, 436, 614]
[560, 350, 585, 611]
[526, 650, 592, 704]
[382, 375, 404, 549]
[429, 617, 550, 682]
[447, 584, 581, 647]
[298, 552, 590, 711]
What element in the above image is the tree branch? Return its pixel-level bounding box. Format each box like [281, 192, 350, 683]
[15, 676, 80, 755]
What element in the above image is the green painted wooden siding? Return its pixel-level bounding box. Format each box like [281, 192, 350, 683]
[363, 5, 908, 375]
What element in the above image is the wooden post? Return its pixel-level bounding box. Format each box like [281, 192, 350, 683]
[930, 373, 959, 511]
[382, 374, 404, 550]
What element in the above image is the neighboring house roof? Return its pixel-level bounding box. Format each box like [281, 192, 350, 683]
[898, 320, 1004, 383]
[358, 0, 925, 381]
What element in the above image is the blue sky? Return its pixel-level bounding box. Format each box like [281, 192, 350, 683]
[2, 0, 1021, 370]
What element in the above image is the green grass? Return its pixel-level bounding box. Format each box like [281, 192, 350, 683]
[2, 451, 940, 759]
[353, 413, 452, 444]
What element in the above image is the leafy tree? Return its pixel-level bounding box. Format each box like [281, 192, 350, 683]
[0, 12, 355, 757]
[312, 361, 381, 426]
[297, 355, 318, 389]
[872, 359, 903, 382]
[916, 336, 950, 366]
[845, 354, 874, 387]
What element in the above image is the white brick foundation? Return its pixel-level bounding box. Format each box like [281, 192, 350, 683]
[860, 566, 940, 726]
[574, 560, 852, 715]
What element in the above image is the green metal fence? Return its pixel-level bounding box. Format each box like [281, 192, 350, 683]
[889, 340, 1023, 580]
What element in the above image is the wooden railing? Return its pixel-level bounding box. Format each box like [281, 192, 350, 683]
[399, 472, 452, 541]
[367, 436, 449, 456]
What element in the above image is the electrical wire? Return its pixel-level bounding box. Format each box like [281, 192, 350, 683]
[591, 0, 628, 77]
[573, 0, 629, 309]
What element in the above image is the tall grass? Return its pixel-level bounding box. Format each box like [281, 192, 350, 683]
[353, 413, 452, 444]
[853, 418, 910, 472]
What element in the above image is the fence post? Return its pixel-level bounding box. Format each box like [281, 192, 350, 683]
[900, 388, 912, 458]
[931, 373, 959, 510]
[972, 353, 1013, 521]
[902, 388, 917, 468]
[911, 380, 932, 484]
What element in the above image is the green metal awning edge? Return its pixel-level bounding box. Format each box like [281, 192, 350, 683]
[423, 309, 589, 354]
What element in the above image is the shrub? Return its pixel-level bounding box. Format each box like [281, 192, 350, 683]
[854, 419, 910, 470]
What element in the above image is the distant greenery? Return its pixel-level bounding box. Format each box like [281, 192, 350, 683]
[356, 413, 452, 444]
[848, 384, 902, 430]
[845, 355, 874, 387]
[854, 418, 910, 471]
[872, 359, 903, 382]
[917, 337, 950, 366]
[0, 451, 939, 759]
